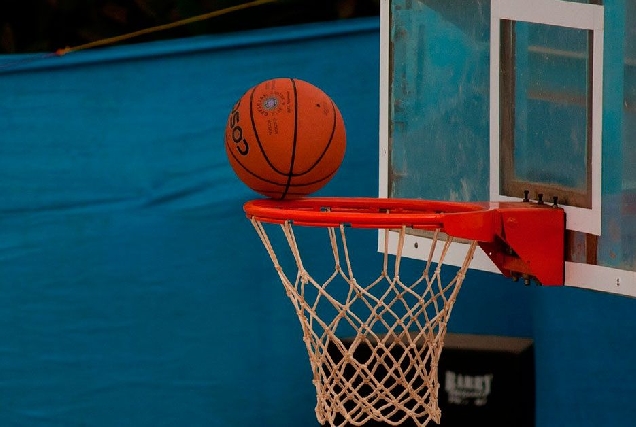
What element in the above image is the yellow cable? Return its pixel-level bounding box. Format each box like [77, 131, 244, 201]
[56, 0, 277, 56]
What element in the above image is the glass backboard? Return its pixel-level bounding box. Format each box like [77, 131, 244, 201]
[379, 0, 636, 296]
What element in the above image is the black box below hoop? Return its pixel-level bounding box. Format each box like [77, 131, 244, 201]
[323, 333, 534, 427]
[436, 334, 534, 427]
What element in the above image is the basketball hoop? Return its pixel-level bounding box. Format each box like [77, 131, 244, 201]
[244, 197, 564, 426]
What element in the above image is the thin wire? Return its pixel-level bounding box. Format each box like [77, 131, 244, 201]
[0, 0, 277, 72]
[56, 0, 277, 55]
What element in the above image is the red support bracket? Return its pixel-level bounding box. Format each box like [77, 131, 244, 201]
[443, 202, 565, 286]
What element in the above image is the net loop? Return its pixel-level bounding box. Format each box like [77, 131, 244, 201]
[249, 212, 478, 427]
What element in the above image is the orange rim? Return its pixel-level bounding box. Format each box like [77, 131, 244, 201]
[244, 197, 488, 229]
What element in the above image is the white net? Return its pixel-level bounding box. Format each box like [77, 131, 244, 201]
[250, 219, 478, 427]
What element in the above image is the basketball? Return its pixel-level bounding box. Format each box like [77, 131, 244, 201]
[225, 78, 346, 199]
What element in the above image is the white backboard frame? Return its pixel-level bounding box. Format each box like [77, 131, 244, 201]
[490, 0, 605, 236]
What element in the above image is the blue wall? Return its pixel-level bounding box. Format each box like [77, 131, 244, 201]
[1, 17, 635, 427]
[0, 19, 380, 426]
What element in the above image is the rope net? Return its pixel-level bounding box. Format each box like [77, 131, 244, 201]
[250, 219, 478, 427]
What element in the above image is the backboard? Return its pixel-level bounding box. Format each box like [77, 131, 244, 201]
[379, 0, 636, 296]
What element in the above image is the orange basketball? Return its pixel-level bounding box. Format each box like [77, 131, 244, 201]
[225, 78, 346, 199]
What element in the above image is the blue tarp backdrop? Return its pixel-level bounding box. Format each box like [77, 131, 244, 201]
[1, 16, 635, 427]
[0, 19, 382, 427]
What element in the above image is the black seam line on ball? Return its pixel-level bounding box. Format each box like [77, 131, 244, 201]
[282, 78, 298, 199]
[295, 97, 338, 176]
